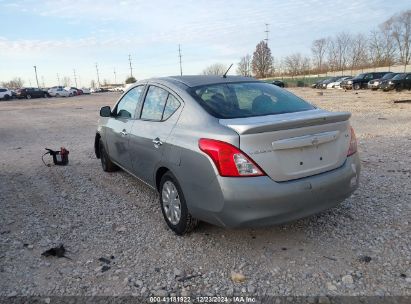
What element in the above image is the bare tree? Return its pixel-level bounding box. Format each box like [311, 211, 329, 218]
[311, 38, 327, 75]
[90, 80, 96, 88]
[1, 77, 24, 89]
[387, 10, 411, 71]
[202, 63, 227, 75]
[284, 53, 303, 78]
[326, 38, 338, 74]
[379, 20, 397, 70]
[368, 30, 385, 69]
[335, 32, 352, 75]
[251, 41, 273, 78]
[348, 34, 368, 74]
[237, 55, 252, 76]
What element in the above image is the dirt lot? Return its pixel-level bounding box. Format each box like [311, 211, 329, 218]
[0, 89, 410, 298]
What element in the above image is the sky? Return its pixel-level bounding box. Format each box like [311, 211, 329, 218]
[0, 0, 409, 87]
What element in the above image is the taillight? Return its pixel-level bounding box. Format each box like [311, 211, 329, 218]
[198, 139, 265, 177]
[347, 126, 357, 156]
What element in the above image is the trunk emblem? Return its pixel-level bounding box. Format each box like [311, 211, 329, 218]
[311, 138, 319, 145]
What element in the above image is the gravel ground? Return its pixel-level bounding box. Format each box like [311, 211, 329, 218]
[0, 89, 410, 298]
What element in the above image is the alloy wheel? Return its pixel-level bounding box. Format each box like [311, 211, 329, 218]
[161, 181, 181, 225]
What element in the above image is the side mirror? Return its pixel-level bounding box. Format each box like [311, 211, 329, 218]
[100, 106, 111, 117]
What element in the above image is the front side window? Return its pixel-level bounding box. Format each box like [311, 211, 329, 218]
[405, 74, 411, 80]
[189, 82, 314, 119]
[141, 86, 168, 121]
[115, 86, 144, 119]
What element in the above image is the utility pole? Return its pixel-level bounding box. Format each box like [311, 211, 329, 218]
[95, 63, 101, 87]
[178, 44, 183, 76]
[57, 73, 60, 86]
[114, 68, 117, 84]
[73, 69, 78, 88]
[128, 54, 133, 77]
[33, 65, 40, 88]
[41, 76, 45, 88]
[264, 23, 270, 44]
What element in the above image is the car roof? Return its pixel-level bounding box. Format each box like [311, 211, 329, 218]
[148, 75, 258, 88]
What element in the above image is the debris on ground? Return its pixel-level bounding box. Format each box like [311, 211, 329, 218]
[41, 245, 71, 260]
[231, 271, 246, 283]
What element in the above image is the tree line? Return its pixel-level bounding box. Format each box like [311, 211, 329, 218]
[203, 10, 410, 78]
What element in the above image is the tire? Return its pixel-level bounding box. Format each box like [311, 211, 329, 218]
[159, 172, 199, 235]
[44, 93, 48, 98]
[99, 139, 118, 172]
[353, 83, 361, 90]
[26, 94, 32, 99]
[4, 94, 10, 100]
[56, 93, 60, 97]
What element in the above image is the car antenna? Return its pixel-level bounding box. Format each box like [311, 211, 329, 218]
[222, 64, 233, 78]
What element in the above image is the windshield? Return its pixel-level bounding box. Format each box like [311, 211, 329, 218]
[353, 73, 365, 79]
[189, 82, 315, 119]
[392, 73, 406, 80]
[381, 73, 395, 80]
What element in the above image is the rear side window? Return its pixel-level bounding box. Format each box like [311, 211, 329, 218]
[163, 94, 180, 120]
[189, 82, 314, 119]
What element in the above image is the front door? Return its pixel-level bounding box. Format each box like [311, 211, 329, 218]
[129, 85, 182, 186]
[106, 85, 145, 169]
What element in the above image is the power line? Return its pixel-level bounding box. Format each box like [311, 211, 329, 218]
[128, 54, 133, 77]
[33, 65, 40, 88]
[178, 44, 183, 76]
[95, 63, 101, 87]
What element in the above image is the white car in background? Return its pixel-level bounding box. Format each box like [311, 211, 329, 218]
[81, 88, 91, 94]
[48, 86, 70, 97]
[327, 76, 352, 89]
[64, 87, 78, 96]
[0, 87, 13, 100]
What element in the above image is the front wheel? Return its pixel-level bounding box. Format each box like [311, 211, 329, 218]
[353, 83, 361, 90]
[26, 94, 32, 99]
[159, 172, 199, 235]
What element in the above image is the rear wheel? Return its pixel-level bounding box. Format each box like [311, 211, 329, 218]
[26, 94, 32, 99]
[4, 94, 10, 100]
[44, 93, 48, 98]
[99, 139, 118, 172]
[159, 172, 199, 235]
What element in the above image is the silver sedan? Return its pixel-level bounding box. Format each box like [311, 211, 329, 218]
[95, 76, 360, 235]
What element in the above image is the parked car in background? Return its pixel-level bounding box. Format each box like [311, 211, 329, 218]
[64, 87, 78, 96]
[48, 86, 70, 97]
[95, 75, 360, 235]
[326, 76, 351, 89]
[379, 73, 411, 91]
[81, 88, 91, 94]
[311, 79, 324, 89]
[16, 87, 50, 99]
[0, 87, 13, 100]
[342, 72, 389, 90]
[318, 77, 340, 89]
[272, 80, 285, 88]
[368, 73, 397, 90]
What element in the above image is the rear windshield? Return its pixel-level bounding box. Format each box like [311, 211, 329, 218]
[189, 82, 315, 119]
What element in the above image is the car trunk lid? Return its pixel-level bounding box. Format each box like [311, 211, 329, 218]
[220, 109, 352, 182]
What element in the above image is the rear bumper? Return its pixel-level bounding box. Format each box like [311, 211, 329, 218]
[189, 154, 360, 228]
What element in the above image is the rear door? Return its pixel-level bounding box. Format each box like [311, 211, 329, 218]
[129, 84, 182, 185]
[105, 85, 145, 169]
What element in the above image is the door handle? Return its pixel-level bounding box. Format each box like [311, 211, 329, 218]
[120, 129, 128, 136]
[152, 137, 163, 147]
